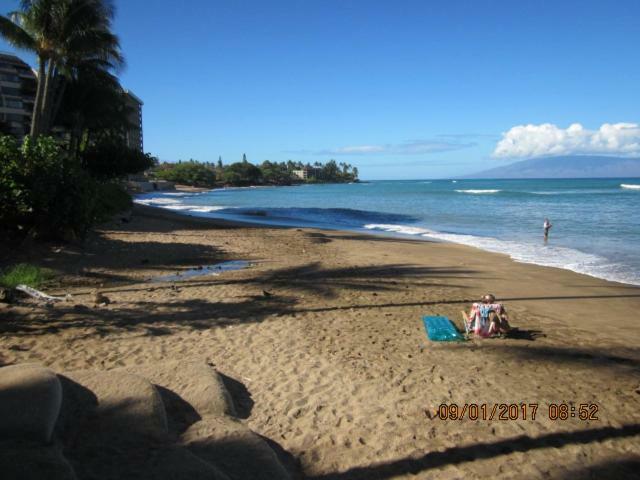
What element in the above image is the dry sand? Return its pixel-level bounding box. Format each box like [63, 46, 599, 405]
[1, 205, 639, 479]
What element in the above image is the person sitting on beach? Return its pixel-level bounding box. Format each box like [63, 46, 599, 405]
[464, 294, 511, 337]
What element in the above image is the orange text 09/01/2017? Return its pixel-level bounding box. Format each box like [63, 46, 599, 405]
[436, 403, 599, 421]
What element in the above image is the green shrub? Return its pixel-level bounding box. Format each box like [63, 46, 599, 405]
[82, 141, 157, 180]
[222, 162, 262, 186]
[0, 135, 133, 241]
[155, 160, 216, 187]
[94, 182, 132, 221]
[260, 160, 296, 185]
[0, 136, 26, 230]
[0, 263, 53, 289]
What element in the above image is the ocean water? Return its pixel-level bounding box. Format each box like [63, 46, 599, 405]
[135, 178, 640, 286]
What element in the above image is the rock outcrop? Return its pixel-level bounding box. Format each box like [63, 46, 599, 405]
[0, 361, 296, 479]
[0, 363, 62, 443]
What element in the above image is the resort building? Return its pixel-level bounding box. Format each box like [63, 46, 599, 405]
[292, 169, 308, 180]
[0, 52, 36, 138]
[124, 90, 144, 152]
[292, 166, 321, 180]
[0, 52, 143, 151]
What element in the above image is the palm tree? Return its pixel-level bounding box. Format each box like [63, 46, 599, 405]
[0, 0, 124, 136]
[56, 65, 130, 156]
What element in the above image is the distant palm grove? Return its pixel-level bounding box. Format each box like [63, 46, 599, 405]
[153, 157, 359, 188]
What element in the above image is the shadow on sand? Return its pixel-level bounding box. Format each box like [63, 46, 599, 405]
[308, 424, 640, 480]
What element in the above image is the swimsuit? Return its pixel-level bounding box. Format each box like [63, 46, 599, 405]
[467, 303, 503, 337]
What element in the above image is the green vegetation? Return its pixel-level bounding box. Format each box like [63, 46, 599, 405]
[0, 1, 155, 243]
[155, 160, 217, 187]
[223, 161, 262, 186]
[0, 0, 123, 136]
[260, 160, 294, 185]
[81, 141, 157, 180]
[0, 135, 133, 241]
[151, 158, 359, 188]
[0, 263, 53, 289]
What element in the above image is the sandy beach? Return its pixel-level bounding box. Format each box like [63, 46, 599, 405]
[1, 204, 639, 479]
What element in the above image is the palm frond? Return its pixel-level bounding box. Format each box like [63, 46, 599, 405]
[0, 15, 37, 52]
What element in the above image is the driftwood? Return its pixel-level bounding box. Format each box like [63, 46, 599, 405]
[0, 288, 12, 303]
[15, 285, 71, 304]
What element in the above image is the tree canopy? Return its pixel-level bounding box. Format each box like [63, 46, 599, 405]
[151, 159, 359, 187]
[0, 0, 124, 136]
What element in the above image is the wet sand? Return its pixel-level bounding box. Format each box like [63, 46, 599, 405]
[1, 204, 639, 479]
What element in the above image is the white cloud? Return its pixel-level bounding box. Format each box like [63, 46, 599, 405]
[318, 139, 475, 156]
[493, 122, 640, 158]
[331, 145, 386, 154]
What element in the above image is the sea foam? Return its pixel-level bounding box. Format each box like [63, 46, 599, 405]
[455, 189, 501, 194]
[364, 223, 638, 285]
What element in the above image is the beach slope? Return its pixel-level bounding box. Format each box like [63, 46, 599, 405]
[1, 206, 639, 479]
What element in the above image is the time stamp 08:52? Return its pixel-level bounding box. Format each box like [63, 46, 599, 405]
[436, 403, 599, 421]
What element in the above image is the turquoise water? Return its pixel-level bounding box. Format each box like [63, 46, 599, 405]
[136, 179, 640, 285]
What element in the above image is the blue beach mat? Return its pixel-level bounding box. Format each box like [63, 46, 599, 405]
[423, 316, 466, 342]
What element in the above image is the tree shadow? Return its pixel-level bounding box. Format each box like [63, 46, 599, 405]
[250, 262, 477, 298]
[562, 458, 640, 479]
[1, 209, 234, 287]
[482, 344, 640, 370]
[289, 290, 640, 315]
[62, 262, 477, 301]
[304, 231, 436, 245]
[59, 237, 226, 283]
[0, 259, 472, 337]
[500, 293, 640, 302]
[308, 424, 640, 480]
[0, 295, 299, 337]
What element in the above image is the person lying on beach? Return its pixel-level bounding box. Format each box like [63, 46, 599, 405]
[464, 294, 511, 337]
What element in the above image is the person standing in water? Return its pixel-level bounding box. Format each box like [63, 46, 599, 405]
[543, 218, 552, 243]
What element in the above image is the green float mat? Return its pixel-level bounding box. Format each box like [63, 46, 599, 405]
[423, 316, 465, 342]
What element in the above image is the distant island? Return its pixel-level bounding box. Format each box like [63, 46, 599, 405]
[464, 155, 640, 179]
[149, 157, 359, 188]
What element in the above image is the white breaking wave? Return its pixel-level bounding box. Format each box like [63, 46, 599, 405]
[134, 195, 226, 214]
[158, 192, 198, 196]
[364, 223, 638, 285]
[136, 197, 181, 205]
[456, 189, 501, 194]
[162, 204, 227, 213]
[621, 184, 640, 190]
[362, 224, 433, 236]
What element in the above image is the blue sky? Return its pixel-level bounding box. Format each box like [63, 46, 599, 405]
[2, 0, 639, 179]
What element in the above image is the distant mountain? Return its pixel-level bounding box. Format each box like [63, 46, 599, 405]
[465, 155, 640, 179]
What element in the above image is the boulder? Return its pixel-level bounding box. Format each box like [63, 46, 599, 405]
[61, 370, 168, 441]
[0, 441, 76, 480]
[0, 364, 62, 443]
[151, 446, 231, 480]
[121, 360, 236, 420]
[182, 416, 291, 480]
